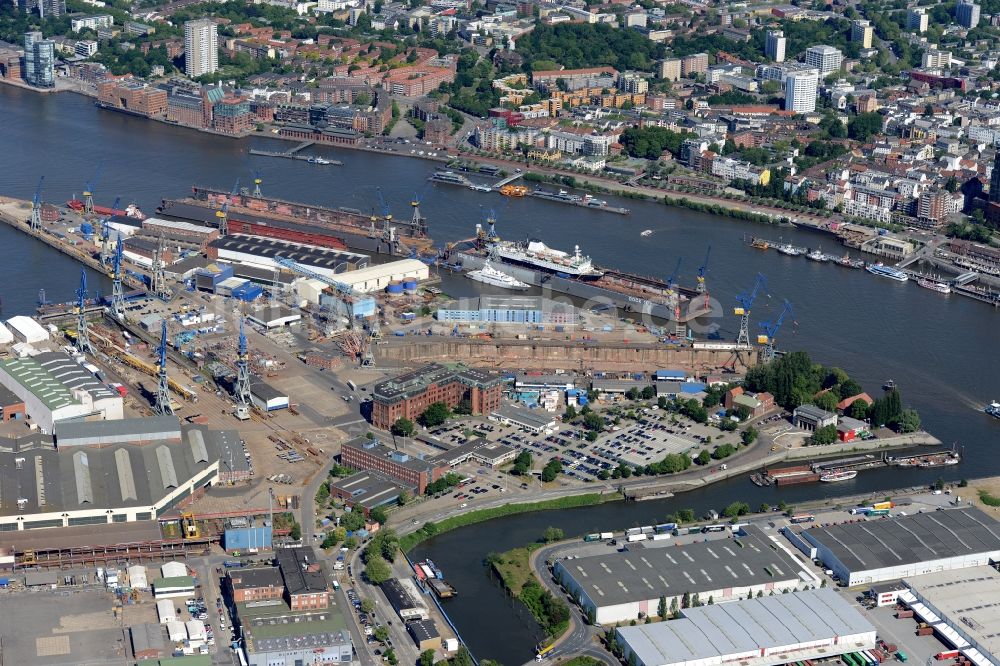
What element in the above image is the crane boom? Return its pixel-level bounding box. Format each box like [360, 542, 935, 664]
[666, 257, 682, 290]
[758, 299, 793, 363]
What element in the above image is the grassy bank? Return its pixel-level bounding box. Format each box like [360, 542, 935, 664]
[399, 492, 620, 552]
[489, 542, 571, 639]
[978, 489, 1000, 507]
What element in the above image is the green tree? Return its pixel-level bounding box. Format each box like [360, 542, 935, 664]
[895, 409, 921, 433]
[657, 595, 667, 618]
[848, 112, 884, 141]
[512, 450, 533, 475]
[723, 501, 751, 518]
[316, 483, 330, 505]
[397, 489, 411, 506]
[542, 526, 565, 542]
[848, 399, 869, 420]
[640, 386, 656, 400]
[369, 506, 389, 525]
[374, 625, 390, 642]
[741, 426, 758, 445]
[809, 424, 838, 445]
[676, 508, 695, 523]
[712, 443, 737, 459]
[364, 554, 392, 584]
[583, 411, 604, 431]
[813, 391, 839, 412]
[320, 532, 339, 549]
[563, 404, 577, 421]
[354, 90, 372, 106]
[696, 449, 711, 465]
[360, 598, 375, 614]
[340, 510, 366, 531]
[419, 402, 451, 427]
[391, 417, 415, 437]
[420, 650, 437, 666]
[289, 522, 301, 540]
[541, 458, 562, 482]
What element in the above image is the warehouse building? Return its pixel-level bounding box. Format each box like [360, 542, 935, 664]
[250, 377, 289, 411]
[238, 600, 353, 666]
[380, 577, 429, 621]
[0, 351, 124, 432]
[5, 316, 49, 344]
[0, 422, 239, 531]
[897, 566, 1000, 666]
[340, 436, 444, 495]
[371, 363, 504, 429]
[435, 295, 578, 325]
[799, 507, 1000, 586]
[329, 259, 430, 294]
[616, 588, 877, 666]
[54, 415, 181, 447]
[554, 527, 813, 624]
[329, 471, 409, 515]
[489, 405, 558, 433]
[208, 235, 368, 279]
[223, 517, 273, 552]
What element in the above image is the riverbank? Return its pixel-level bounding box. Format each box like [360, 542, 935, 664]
[398, 492, 620, 552]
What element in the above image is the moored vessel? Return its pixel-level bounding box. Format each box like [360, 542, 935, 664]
[866, 263, 908, 282]
[467, 261, 530, 290]
[917, 277, 951, 294]
[820, 469, 858, 482]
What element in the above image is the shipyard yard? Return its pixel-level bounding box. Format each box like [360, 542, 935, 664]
[0, 164, 995, 666]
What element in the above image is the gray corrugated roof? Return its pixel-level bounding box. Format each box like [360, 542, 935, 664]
[618, 588, 875, 666]
[804, 507, 1000, 573]
[557, 526, 806, 608]
[55, 415, 182, 443]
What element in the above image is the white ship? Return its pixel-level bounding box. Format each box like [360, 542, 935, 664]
[492, 239, 603, 278]
[820, 469, 858, 482]
[866, 263, 908, 282]
[806, 249, 829, 262]
[917, 278, 951, 294]
[467, 261, 530, 290]
[640, 230, 653, 237]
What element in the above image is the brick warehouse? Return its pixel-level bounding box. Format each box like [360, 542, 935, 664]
[339, 436, 443, 494]
[370, 363, 504, 430]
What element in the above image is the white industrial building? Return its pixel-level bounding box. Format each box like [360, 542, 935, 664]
[554, 526, 814, 625]
[616, 588, 877, 666]
[157, 599, 177, 624]
[161, 561, 187, 578]
[166, 621, 187, 642]
[0, 351, 124, 432]
[0, 322, 13, 345]
[333, 259, 430, 294]
[795, 507, 1000, 586]
[6, 316, 49, 344]
[897, 566, 1000, 666]
[128, 564, 149, 590]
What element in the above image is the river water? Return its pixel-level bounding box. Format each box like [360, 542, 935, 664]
[1, 84, 997, 664]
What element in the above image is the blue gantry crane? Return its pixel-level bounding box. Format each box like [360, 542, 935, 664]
[757, 299, 793, 363]
[234, 317, 252, 419]
[30, 176, 44, 231]
[75, 270, 94, 354]
[154, 319, 173, 415]
[665, 257, 682, 292]
[110, 237, 126, 320]
[734, 272, 768, 347]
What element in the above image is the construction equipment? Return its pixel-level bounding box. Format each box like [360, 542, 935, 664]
[216, 178, 240, 236]
[82, 163, 104, 215]
[110, 238, 126, 321]
[410, 185, 429, 236]
[234, 317, 252, 420]
[75, 270, 94, 354]
[29, 175, 44, 231]
[99, 196, 121, 266]
[696, 245, 711, 294]
[757, 299, 793, 363]
[275, 256, 353, 296]
[251, 170, 262, 199]
[151, 236, 168, 299]
[734, 272, 767, 348]
[154, 319, 173, 415]
[180, 512, 200, 539]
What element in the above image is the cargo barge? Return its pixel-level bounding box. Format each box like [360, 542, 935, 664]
[450, 227, 711, 325]
[755, 450, 960, 486]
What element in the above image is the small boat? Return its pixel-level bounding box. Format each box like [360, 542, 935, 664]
[883, 379, 896, 391]
[833, 253, 864, 268]
[917, 278, 951, 294]
[307, 157, 332, 165]
[820, 469, 858, 482]
[806, 249, 829, 262]
[640, 229, 653, 237]
[986, 401, 1000, 419]
[751, 237, 769, 250]
[776, 243, 806, 256]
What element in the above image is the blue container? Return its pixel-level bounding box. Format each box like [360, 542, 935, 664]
[403, 279, 418, 294]
[386, 281, 404, 294]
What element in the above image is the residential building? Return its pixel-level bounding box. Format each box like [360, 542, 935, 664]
[765, 30, 786, 62]
[917, 189, 952, 226]
[658, 58, 681, 81]
[184, 19, 218, 78]
[531, 66, 618, 91]
[74, 39, 98, 57]
[97, 79, 168, 117]
[792, 404, 837, 431]
[124, 21, 156, 36]
[370, 363, 504, 430]
[681, 53, 708, 76]
[851, 20, 873, 48]
[923, 49, 952, 69]
[956, 0, 980, 28]
[784, 70, 818, 113]
[618, 72, 648, 94]
[71, 14, 113, 31]
[907, 7, 928, 32]
[38, 0, 65, 18]
[24, 31, 55, 88]
[212, 96, 253, 135]
[804, 45, 843, 75]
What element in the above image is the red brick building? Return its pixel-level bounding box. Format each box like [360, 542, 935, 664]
[277, 547, 330, 611]
[228, 567, 285, 604]
[212, 96, 254, 135]
[370, 363, 504, 430]
[340, 436, 443, 495]
[97, 79, 168, 117]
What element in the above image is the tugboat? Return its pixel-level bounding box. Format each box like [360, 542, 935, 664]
[883, 379, 896, 391]
[806, 249, 829, 262]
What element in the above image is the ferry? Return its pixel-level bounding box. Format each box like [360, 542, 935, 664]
[806, 249, 829, 262]
[640, 229, 653, 237]
[307, 157, 332, 165]
[917, 278, 951, 294]
[432, 171, 467, 185]
[866, 263, 908, 282]
[820, 469, 858, 482]
[986, 401, 1000, 419]
[467, 261, 530, 290]
[499, 184, 528, 196]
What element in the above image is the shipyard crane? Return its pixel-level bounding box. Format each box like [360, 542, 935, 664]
[216, 178, 240, 236]
[251, 170, 263, 198]
[29, 176, 44, 231]
[110, 237, 126, 320]
[82, 163, 104, 215]
[481, 206, 499, 240]
[151, 236, 168, 299]
[376, 187, 393, 224]
[665, 257, 682, 293]
[757, 299, 793, 364]
[734, 272, 767, 348]
[696, 245, 711, 294]
[154, 319, 173, 415]
[75, 270, 94, 354]
[234, 317, 252, 419]
[99, 196, 121, 266]
[275, 256, 353, 295]
[410, 184, 429, 236]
